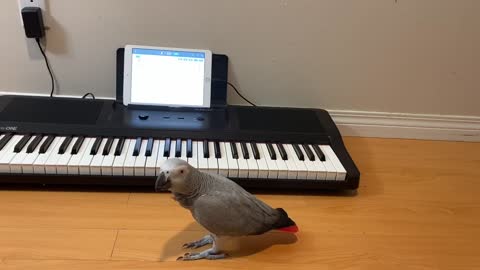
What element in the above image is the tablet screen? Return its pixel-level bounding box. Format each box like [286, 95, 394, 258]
[129, 47, 210, 107]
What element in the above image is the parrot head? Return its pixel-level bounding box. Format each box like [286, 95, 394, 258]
[155, 158, 194, 193]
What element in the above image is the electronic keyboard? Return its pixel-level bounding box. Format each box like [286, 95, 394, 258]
[0, 95, 360, 191]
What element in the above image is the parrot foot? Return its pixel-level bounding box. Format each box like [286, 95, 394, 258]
[182, 234, 213, 249]
[177, 249, 228, 261]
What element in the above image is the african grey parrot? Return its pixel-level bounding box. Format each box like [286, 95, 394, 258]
[155, 158, 298, 261]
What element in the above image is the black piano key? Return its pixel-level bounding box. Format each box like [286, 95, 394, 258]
[292, 144, 304, 161]
[186, 139, 193, 158]
[71, 136, 85, 155]
[102, 137, 114, 155]
[251, 142, 260, 159]
[277, 144, 288, 160]
[27, 135, 43, 153]
[302, 144, 315, 161]
[240, 142, 249, 159]
[266, 143, 276, 160]
[312, 145, 326, 161]
[203, 140, 209, 158]
[14, 135, 32, 153]
[114, 137, 125, 156]
[40, 135, 55, 154]
[145, 138, 154, 156]
[230, 142, 238, 159]
[214, 141, 221, 158]
[90, 137, 103, 155]
[0, 133, 13, 151]
[58, 136, 72, 154]
[163, 138, 171, 157]
[175, 139, 182, 157]
[132, 137, 142, 156]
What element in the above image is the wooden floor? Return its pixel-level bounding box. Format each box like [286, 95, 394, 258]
[1, 137, 479, 269]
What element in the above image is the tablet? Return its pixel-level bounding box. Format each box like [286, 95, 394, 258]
[123, 44, 212, 108]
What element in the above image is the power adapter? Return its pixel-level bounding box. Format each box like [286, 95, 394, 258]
[21, 7, 45, 38]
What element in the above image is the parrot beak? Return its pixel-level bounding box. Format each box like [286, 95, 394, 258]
[155, 171, 171, 192]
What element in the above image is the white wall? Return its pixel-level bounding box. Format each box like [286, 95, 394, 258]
[1, 0, 479, 117]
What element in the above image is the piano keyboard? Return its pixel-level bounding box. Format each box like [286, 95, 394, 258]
[0, 134, 347, 181]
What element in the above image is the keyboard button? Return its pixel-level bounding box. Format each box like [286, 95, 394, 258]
[145, 139, 160, 176]
[292, 144, 304, 161]
[100, 138, 118, 176]
[79, 138, 96, 175]
[225, 142, 239, 177]
[266, 143, 276, 160]
[175, 139, 182, 157]
[132, 137, 142, 156]
[207, 142, 218, 174]
[163, 138, 171, 157]
[34, 137, 62, 174]
[0, 133, 13, 151]
[254, 143, 269, 178]
[230, 142, 238, 159]
[246, 143, 258, 178]
[186, 139, 193, 158]
[214, 141, 221, 158]
[112, 139, 132, 176]
[122, 139, 138, 176]
[260, 143, 278, 179]
[155, 140, 168, 170]
[320, 145, 346, 181]
[45, 136, 67, 174]
[56, 137, 78, 175]
[202, 139, 209, 158]
[0, 135, 22, 173]
[134, 139, 148, 176]
[312, 145, 326, 161]
[187, 141, 198, 169]
[71, 136, 85, 155]
[251, 142, 260, 160]
[197, 141, 209, 173]
[102, 137, 114, 156]
[272, 144, 288, 179]
[240, 142, 249, 159]
[90, 138, 108, 175]
[27, 135, 44, 153]
[90, 137, 103, 155]
[235, 143, 248, 178]
[114, 137, 125, 156]
[145, 137, 154, 156]
[302, 144, 315, 161]
[22, 136, 49, 174]
[14, 135, 32, 153]
[10, 136, 35, 173]
[58, 136, 73, 154]
[217, 142, 229, 177]
[286, 144, 308, 179]
[277, 143, 288, 160]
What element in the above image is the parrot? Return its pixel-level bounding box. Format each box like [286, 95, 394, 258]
[154, 158, 299, 261]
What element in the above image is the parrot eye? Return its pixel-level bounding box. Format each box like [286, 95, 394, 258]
[180, 169, 184, 174]
[166, 171, 169, 174]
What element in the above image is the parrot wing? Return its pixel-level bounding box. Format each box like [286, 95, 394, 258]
[191, 190, 281, 236]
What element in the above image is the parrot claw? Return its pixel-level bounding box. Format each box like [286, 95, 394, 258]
[177, 249, 228, 261]
[182, 235, 214, 249]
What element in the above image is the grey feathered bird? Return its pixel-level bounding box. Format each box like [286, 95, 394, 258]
[155, 158, 298, 261]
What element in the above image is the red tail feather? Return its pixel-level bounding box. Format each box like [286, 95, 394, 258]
[276, 225, 299, 233]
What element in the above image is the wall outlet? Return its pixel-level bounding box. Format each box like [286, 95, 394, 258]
[18, 0, 46, 26]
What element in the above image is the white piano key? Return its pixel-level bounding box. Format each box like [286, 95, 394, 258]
[168, 140, 176, 159]
[155, 140, 168, 170]
[297, 146, 317, 180]
[21, 136, 48, 174]
[89, 138, 108, 175]
[112, 139, 132, 176]
[207, 142, 218, 174]
[122, 139, 138, 176]
[9, 136, 36, 173]
[133, 139, 147, 176]
[217, 142, 229, 177]
[44, 136, 67, 174]
[56, 137, 77, 175]
[278, 144, 298, 179]
[246, 143, 258, 179]
[34, 137, 63, 174]
[272, 145, 288, 179]
[254, 144, 269, 179]
[259, 143, 278, 179]
[197, 141, 209, 173]
[285, 144, 308, 179]
[236, 143, 249, 178]
[320, 145, 347, 180]
[100, 139, 118, 176]
[225, 142, 238, 178]
[180, 140, 187, 161]
[78, 138, 96, 175]
[145, 139, 159, 176]
[309, 144, 327, 180]
[67, 138, 91, 175]
[0, 135, 22, 173]
[187, 141, 198, 169]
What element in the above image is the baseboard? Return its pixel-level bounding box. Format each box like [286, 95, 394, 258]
[329, 110, 480, 142]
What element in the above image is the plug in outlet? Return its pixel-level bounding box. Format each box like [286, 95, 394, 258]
[18, 0, 45, 25]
